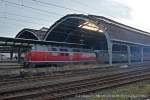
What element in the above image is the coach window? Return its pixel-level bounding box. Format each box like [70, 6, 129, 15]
[60, 48, 68, 52]
[130, 46, 141, 62]
[73, 49, 80, 52]
[52, 47, 57, 51]
[112, 44, 128, 63]
[143, 47, 150, 61]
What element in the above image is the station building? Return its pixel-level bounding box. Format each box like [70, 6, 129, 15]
[15, 14, 150, 65]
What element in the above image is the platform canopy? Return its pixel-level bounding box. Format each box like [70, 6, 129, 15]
[16, 27, 48, 40]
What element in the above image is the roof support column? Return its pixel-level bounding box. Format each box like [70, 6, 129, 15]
[10, 47, 13, 61]
[127, 45, 131, 64]
[18, 47, 21, 63]
[108, 43, 112, 65]
[141, 47, 143, 63]
[104, 30, 112, 65]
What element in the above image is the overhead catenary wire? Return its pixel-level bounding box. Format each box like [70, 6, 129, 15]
[0, 0, 97, 26]
[0, 0, 64, 16]
[0, 0, 94, 26]
[0, 12, 50, 22]
[0, 0, 99, 38]
[0, 0, 61, 28]
[0, 16, 49, 26]
[31, 0, 89, 14]
[0, 21, 37, 28]
[71, 0, 100, 13]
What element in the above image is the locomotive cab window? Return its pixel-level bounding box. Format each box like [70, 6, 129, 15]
[36, 45, 48, 51]
[112, 44, 128, 63]
[60, 48, 68, 56]
[31, 45, 37, 50]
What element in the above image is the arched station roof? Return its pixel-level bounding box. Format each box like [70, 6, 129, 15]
[15, 14, 150, 49]
[88, 15, 150, 46]
[15, 27, 48, 40]
[45, 14, 108, 50]
[45, 14, 150, 48]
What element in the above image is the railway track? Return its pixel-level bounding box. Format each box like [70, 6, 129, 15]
[0, 64, 150, 100]
[0, 64, 124, 85]
[0, 63, 114, 80]
[37, 69, 150, 100]
[0, 63, 147, 86]
[0, 63, 146, 82]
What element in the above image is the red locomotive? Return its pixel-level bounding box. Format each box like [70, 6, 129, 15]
[24, 45, 96, 67]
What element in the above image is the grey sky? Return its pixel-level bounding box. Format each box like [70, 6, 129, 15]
[0, 0, 131, 37]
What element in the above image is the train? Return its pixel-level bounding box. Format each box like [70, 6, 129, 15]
[23, 45, 131, 67]
[24, 45, 96, 67]
[23, 44, 150, 67]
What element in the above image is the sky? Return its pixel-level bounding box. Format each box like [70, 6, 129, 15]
[0, 0, 149, 37]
